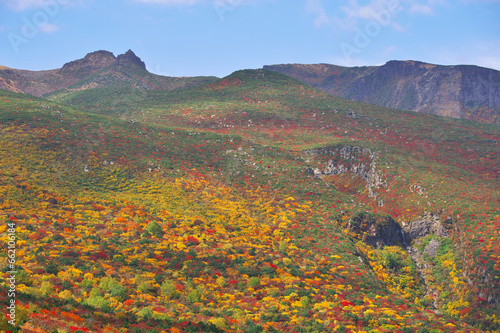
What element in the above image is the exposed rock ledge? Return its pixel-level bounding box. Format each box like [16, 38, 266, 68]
[402, 212, 449, 240]
[348, 211, 449, 249]
[304, 146, 387, 205]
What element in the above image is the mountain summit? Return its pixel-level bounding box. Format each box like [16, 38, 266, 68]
[116, 49, 146, 69]
[60, 49, 146, 70]
[60, 50, 117, 74]
[264, 61, 500, 123]
[0, 50, 217, 97]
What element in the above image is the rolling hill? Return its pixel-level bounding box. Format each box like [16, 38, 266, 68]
[264, 61, 500, 124]
[0, 58, 499, 332]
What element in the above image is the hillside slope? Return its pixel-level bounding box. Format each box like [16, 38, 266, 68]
[78, 68, 500, 329]
[0, 50, 218, 98]
[264, 61, 500, 124]
[0, 68, 499, 332]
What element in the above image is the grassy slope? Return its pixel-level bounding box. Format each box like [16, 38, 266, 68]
[0, 67, 498, 332]
[44, 64, 218, 117]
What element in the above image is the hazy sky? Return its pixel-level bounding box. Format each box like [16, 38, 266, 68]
[1, 0, 499, 77]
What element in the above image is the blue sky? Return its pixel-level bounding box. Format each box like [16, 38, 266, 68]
[1, 0, 499, 77]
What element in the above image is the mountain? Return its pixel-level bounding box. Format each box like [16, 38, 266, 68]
[0, 65, 499, 331]
[264, 61, 500, 123]
[0, 50, 218, 97]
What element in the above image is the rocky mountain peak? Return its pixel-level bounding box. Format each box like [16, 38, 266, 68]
[84, 50, 116, 61]
[116, 49, 146, 69]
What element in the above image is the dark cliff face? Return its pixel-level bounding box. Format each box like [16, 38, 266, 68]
[348, 211, 405, 249]
[265, 61, 500, 123]
[458, 65, 500, 116]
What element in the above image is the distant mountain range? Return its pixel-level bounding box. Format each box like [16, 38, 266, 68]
[1, 50, 499, 123]
[0, 50, 217, 97]
[264, 61, 500, 123]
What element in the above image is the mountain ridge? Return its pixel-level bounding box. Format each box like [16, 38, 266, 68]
[3, 51, 499, 123]
[264, 60, 500, 123]
[0, 49, 218, 97]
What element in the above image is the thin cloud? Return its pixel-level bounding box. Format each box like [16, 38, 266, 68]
[2, 0, 52, 11]
[406, 0, 449, 15]
[330, 0, 405, 31]
[133, 0, 202, 5]
[341, 0, 395, 21]
[305, 0, 332, 28]
[133, 0, 268, 6]
[460, 0, 500, 3]
[408, 3, 434, 14]
[2, 0, 79, 11]
[39, 22, 59, 33]
[307, 0, 448, 33]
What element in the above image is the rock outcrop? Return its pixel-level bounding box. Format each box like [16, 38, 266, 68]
[348, 211, 405, 248]
[304, 145, 386, 204]
[403, 212, 449, 240]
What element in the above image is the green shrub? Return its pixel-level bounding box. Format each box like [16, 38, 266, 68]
[187, 288, 202, 303]
[238, 266, 260, 277]
[136, 306, 153, 319]
[85, 288, 109, 309]
[380, 250, 401, 270]
[89, 287, 102, 298]
[279, 241, 288, 253]
[99, 276, 127, 300]
[147, 220, 163, 237]
[40, 281, 54, 297]
[109, 282, 127, 300]
[138, 280, 156, 294]
[160, 280, 177, 298]
[247, 277, 260, 288]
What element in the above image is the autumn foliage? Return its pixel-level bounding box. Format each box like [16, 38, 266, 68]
[0, 69, 498, 333]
